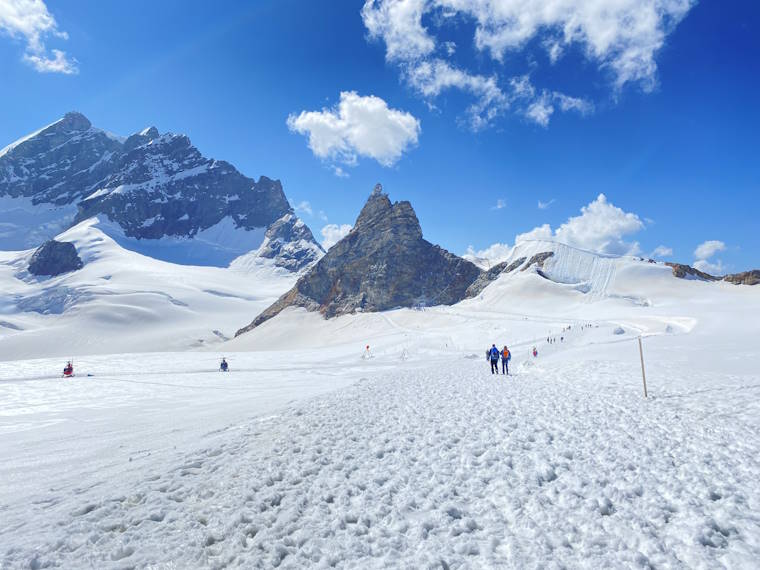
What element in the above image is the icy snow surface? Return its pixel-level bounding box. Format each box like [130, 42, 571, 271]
[97, 216, 269, 267]
[0, 218, 296, 360]
[0, 195, 78, 251]
[1, 240, 759, 568]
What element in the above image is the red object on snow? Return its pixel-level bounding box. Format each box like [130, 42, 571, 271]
[63, 363, 74, 377]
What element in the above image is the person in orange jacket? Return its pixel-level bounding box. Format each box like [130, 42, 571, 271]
[501, 346, 511, 375]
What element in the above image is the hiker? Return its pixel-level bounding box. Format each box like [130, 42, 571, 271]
[63, 361, 73, 377]
[532, 346, 538, 358]
[488, 344, 500, 374]
[220, 357, 229, 372]
[501, 346, 511, 375]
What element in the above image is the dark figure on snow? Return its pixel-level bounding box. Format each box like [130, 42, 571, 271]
[488, 344, 500, 374]
[501, 346, 511, 375]
[63, 362, 73, 377]
[220, 358, 229, 372]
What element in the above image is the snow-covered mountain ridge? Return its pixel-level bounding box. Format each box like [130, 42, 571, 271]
[0, 217, 300, 360]
[0, 112, 323, 269]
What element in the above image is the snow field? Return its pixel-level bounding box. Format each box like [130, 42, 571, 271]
[3, 351, 758, 569]
[0, 219, 298, 360]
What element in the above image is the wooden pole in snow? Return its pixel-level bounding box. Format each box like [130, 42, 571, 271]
[638, 336, 648, 398]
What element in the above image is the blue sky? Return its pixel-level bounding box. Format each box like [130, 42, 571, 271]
[1, 0, 758, 272]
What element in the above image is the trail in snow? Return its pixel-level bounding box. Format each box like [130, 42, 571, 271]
[2, 356, 758, 569]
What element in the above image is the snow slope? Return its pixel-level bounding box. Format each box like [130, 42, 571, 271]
[0, 195, 78, 251]
[1, 241, 759, 568]
[0, 217, 297, 360]
[1, 334, 759, 568]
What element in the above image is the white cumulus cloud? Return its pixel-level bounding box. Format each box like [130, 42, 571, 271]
[516, 193, 644, 255]
[468, 193, 648, 267]
[320, 223, 353, 250]
[0, 0, 78, 74]
[651, 245, 673, 258]
[463, 242, 513, 266]
[693, 259, 724, 275]
[693, 240, 726, 275]
[287, 91, 421, 170]
[694, 240, 726, 261]
[361, 0, 693, 128]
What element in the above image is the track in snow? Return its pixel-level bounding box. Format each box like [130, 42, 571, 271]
[4, 357, 759, 569]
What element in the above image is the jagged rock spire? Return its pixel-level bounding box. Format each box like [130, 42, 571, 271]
[235, 184, 482, 334]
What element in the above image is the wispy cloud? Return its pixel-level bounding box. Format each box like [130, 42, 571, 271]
[0, 0, 78, 74]
[331, 166, 349, 178]
[650, 245, 673, 258]
[320, 223, 353, 250]
[361, 0, 694, 129]
[491, 198, 506, 210]
[293, 200, 313, 217]
[538, 198, 555, 210]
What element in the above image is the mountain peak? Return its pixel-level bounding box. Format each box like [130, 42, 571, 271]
[61, 111, 91, 131]
[235, 186, 482, 334]
[353, 184, 421, 243]
[124, 126, 162, 150]
[139, 126, 159, 138]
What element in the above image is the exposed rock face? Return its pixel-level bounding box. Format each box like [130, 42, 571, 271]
[0, 112, 321, 270]
[236, 185, 482, 334]
[28, 240, 83, 276]
[465, 256, 527, 297]
[254, 214, 325, 271]
[0, 112, 122, 206]
[665, 262, 718, 281]
[723, 270, 760, 286]
[522, 251, 554, 271]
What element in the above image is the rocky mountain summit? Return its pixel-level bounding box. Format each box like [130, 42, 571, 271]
[665, 262, 718, 281]
[236, 185, 482, 334]
[0, 112, 322, 269]
[723, 270, 760, 286]
[665, 263, 760, 286]
[28, 240, 83, 276]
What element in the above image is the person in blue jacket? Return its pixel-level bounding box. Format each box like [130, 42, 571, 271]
[488, 344, 500, 374]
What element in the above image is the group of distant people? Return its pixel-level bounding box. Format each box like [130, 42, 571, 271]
[547, 322, 595, 345]
[60, 358, 230, 378]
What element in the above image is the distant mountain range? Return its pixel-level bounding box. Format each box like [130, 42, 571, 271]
[236, 185, 758, 336]
[0, 115, 756, 357]
[0, 112, 323, 269]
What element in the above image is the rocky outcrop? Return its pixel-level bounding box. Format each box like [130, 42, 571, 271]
[28, 240, 83, 276]
[254, 214, 324, 271]
[665, 262, 718, 281]
[0, 112, 123, 206]
[723, 270, 760, 286]
[236, 185, 482, 335]
[0, 112, 321, 269]
[465, 256, 527, 297]
[522, 251, 554, 271]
